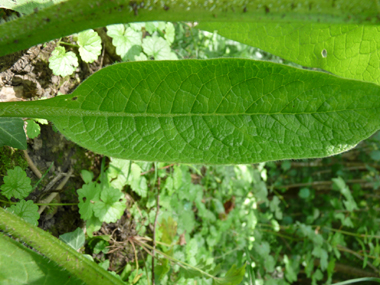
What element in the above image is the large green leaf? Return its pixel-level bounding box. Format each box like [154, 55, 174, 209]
[1, 59, 380, 164]
[0, 117, 27, 149]
[1, 0, 380, 57]
[198, 22, 380, 85]
[0, 233, 83, 284]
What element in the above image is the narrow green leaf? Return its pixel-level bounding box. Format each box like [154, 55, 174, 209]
[1, 59, 380, 164]
[198, 22, 380, 84]
[0, 233, 83, 285]
[2, 0, 380, 57]
[0, 117, 26, 149]
[0, 207, 125, 285]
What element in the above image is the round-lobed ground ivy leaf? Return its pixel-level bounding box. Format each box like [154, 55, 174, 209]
[26, 119, 40, 139]
[86, 216, 102, 237]
[145, 22, 157, 34]
[49, 46, 78, 77]
[77, 29, 102, 63]
[81, 169, 94, 184]
[106, 24, 142, 61]
[93, 186, 126, 223]
[0, 166, 32, 199]
[77, 182, 101, 220]
[164, 22, 175, 44]
[134, 52, 148, 61]
[142, 36, 177, 60]
[129, 23, 145, 32]
[106, 158, 131, 190]
[6, 200, 39, 226]
[34, 118, 48, 125]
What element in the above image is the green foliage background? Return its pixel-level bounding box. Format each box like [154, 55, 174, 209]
[1, 3, 380, 284]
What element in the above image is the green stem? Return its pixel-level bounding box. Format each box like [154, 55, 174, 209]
[0, 199, 16, 204]
[59, 41, 79, 48]
[258, 228, 300, 241]
[35, 202, 78, 206]
[0, 199, 77, 206]
[332, 277, 380, 285]
[0, 208, 124, 285]
[257, 223, 380, 240]
[322, 226, 380, 239]
[214, 247, 242, 260]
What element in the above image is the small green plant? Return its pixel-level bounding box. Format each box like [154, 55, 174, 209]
[49, 29, 102, 76]
[106, 22, 177, 61]
[26, 118, 48, 139]
[0, 166, 39, 226]
[78, 168, 127, 235]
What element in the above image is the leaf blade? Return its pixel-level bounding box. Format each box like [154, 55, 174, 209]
[0, 117, 26, 150]
[1, 59, 380, 164]
[0, 232, 83, 285]
[198, 22, 380, 85]
[2, 0, 380, 57]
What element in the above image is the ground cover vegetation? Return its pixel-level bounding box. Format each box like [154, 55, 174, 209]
[1, 1, 380, 284]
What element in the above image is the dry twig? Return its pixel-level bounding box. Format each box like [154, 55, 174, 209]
[23, 149, 42, 179]
[38, 168, 73, 214]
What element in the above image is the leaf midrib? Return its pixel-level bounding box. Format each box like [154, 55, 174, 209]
[14, 107, 374, 118]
